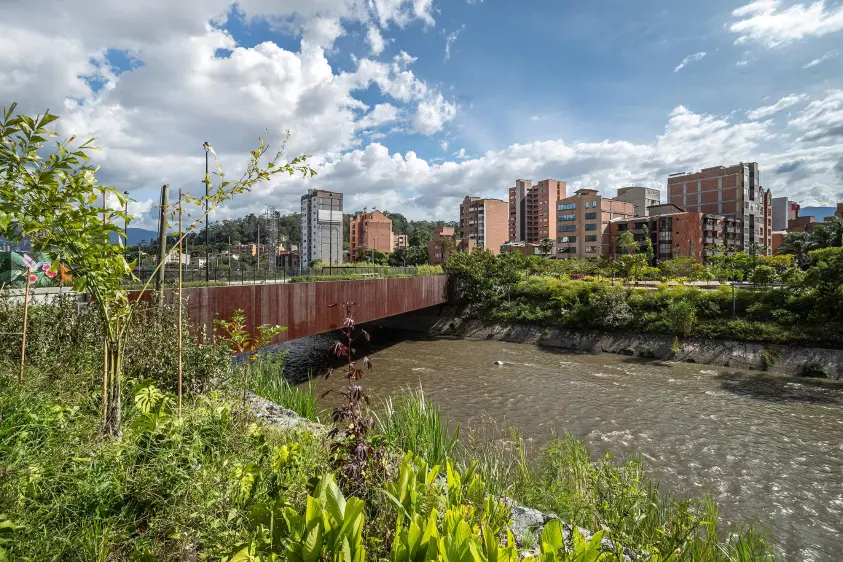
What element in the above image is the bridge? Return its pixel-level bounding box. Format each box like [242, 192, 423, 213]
[133, 275, 449, 343]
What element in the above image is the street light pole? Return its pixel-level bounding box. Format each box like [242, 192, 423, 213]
[203, 142, 211, 283]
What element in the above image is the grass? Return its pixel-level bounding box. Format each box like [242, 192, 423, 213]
[249, 355, 321, 421]
[374, 387, 459, 466]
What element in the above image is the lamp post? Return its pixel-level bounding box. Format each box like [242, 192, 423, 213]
[203, 142, 212, 283]
[123, 191, 129, 242]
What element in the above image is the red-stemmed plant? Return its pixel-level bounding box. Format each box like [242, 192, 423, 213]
[321, 302, 383, 496]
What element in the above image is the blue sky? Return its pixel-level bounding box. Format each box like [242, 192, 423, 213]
[2, 0, 842, 227]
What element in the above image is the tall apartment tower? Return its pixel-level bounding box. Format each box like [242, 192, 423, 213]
[349, 210, 393, 261]
[667, 163, 772, 255]
[615, 186, 661, 216]
[508, 179, 567, 243]
[556, 189, 635, 258]
[300, 189, 344, 265]
[460, 195, 509, 254]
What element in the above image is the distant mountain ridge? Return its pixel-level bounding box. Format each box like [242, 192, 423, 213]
[109, 228, 158, 246]
[801, 207, 836, 221]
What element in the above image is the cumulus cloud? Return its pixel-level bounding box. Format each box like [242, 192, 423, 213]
[746, 93, 809, 120]
[730, 0, 843, 47]
[366, 25, 387, 55]
[788, 89, 843, 143]
[674, 52, 706, 72]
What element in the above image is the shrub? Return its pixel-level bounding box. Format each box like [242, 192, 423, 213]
[666, 299, 696, 337]
[802, 361, 828, 378]
[589, 289, 633, 329]
[760, 347, 779, 371]
[635, 345, 656, 358]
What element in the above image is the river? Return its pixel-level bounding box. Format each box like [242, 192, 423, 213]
[273, 332, 843, 561]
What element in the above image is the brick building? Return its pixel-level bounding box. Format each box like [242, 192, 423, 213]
[667, 163, 773, 255]
[393, 234, 408, 251]
[555, 189, 635, 258]
[349, 210, 393, 261]
[615, 186, 661, 216]
[608, 204, 741, 263]
[509, 179, 567, 243]
[460, 195, 509, 254]
[428, 226, 473, 265]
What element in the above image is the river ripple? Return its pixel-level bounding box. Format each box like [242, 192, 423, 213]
[274, 335, 843, 562]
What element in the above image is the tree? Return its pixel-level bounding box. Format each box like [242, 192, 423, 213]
[0, 103, 314, 436]
[617, 231, 638, 255]
[777, 231, 810, 267]
[538, 238, 555, 258]
[389, 245, 427, 266]
[642, 225, 654, 264]
[749, 265, 777, 286]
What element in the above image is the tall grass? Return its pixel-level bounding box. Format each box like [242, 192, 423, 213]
[374, 387, 459, 466]
[249, 355, 320, 422]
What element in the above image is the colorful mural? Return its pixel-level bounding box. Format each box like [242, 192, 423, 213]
[0, 252, 70, 288]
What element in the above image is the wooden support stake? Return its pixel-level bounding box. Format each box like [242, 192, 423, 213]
[19, 269, 31, 382]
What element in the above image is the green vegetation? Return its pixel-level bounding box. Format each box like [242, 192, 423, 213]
[0, 294, 778, 561]
[445, 247, 843, 348]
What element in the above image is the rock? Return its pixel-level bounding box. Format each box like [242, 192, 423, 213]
[494, 360, 505, 366]
[244, 392, 323, 431]
[507, 501, 545, 541]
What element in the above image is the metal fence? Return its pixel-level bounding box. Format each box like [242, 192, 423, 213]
[122, 266, 423, 287]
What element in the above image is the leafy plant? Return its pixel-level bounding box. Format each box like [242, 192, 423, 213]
[215, 308, 287, 408]
[322, 302, 383, 496]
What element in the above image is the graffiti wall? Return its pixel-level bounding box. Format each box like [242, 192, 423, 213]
[0, 252, 69, 288]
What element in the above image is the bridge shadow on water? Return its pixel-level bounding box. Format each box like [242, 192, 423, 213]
[263, 324, 424, 384]
[715, 371, 842, 404]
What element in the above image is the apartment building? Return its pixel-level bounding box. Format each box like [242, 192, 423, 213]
[555, 189, 635, 258]
[667, 163, 773, 255]
[615, 186, 661, 216]
[301, 189, 343, 265]
[608, 203, 742, 263]
[393, 234, 408, 251]
[772, 197, 800, 231]
[460, 195, 509, 254]
[349, 210, 393, 261]
[509, 179, 567, 243]
[428, 226, 473, 265]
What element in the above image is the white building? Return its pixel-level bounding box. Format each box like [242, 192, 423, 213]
[163, 252, 190, 265]
[615, 186, 661, 216]
[300, 189, 344, 265]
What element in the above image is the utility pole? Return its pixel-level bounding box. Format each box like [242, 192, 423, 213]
[203, 142, 211, 282]
[156, 184, 169, 295]
[123, 191, 129, 244]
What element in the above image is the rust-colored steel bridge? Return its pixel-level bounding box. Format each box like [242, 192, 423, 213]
[133, 275, 449, 344]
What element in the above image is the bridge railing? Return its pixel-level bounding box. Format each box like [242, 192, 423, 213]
[120, 265, 429, 288]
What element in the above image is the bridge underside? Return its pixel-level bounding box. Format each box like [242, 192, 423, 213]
[134, 276, 449, 344]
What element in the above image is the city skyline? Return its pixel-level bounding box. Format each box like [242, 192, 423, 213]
[3, 1, 842, 228]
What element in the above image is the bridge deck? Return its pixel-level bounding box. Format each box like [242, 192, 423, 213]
[131, 275, 448, 344]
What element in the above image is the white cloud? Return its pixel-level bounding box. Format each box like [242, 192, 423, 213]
[674, 52, 706, 72]
[730, 0, 843, 47]
[746, 93, 809, 120]
[439, 140, 449, 151]
[366, 25, 387, 55]
[804, 50, 839, 67]
[444, 25, 466, 61]
[788, 89, 843, 143]
[413, 93, 458, 135]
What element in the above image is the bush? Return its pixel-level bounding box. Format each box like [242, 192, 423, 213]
[666, 299, 696, 336]
[589, 289, 633, 329]
[802, 361, 828, 378]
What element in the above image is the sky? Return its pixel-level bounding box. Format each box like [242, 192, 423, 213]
[2, 0, 843, 229]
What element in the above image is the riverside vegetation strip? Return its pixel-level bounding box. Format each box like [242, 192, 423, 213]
[443, 247, 843, 353]
[0, 296, 778, 561]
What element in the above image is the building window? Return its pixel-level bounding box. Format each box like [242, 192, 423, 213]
[584, 212, 597, 220]
[585, 246, 598, 253]
[557, 203, 576, 211]
[558, 236, 576, 243]
[557, 247, 577, 254]
[558, 213, 576, 221]
[584, 223, 597, 231]
[558, 225, 577, 232]
[585, 235, 597, 242]
[617, 224, 628, 231]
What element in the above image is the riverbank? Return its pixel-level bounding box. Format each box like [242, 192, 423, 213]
[371, 306, 843, 379]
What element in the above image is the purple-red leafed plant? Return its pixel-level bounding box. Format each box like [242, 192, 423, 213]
[321, 302, 384, 496]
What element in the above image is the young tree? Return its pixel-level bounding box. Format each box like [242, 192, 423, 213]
[0, 103, 315, 436]
[538, 237, 555, 258]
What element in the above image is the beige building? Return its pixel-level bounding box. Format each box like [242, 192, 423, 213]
[460, 195, 509, 254]
[667, 163, 772, 255]
[509, 179, 567, 243]
[393, 234, 408, 251]
[556, 189, 635, 258]
[615, 186, 661, 216]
